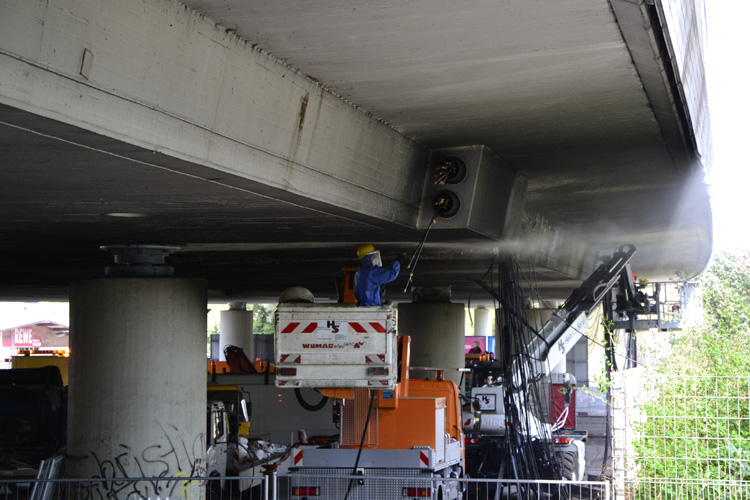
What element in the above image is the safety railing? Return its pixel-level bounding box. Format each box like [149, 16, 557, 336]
[1, 473, 611, 500]
[0, 475, 267, 500]
[276, 472, 612, 500]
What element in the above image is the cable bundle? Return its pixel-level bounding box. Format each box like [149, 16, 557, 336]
[468, 252, 569, 498]
[494, 254, 562, 487]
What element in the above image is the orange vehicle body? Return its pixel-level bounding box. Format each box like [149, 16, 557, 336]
[375, 377, 464, 455]
[280, 307, 465, 500]
[332, 336, 464, 462]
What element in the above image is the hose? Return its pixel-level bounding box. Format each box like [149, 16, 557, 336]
[344, 390, 377, 500]
[294, 388, 329, 412]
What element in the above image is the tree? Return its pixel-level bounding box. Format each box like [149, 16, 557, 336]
[252, 304, 275, 335]
[700, 251, 750, 337]
[633, 251, 750, 498]
[207, 319, 220, 357]
[666, 251, 750, 376]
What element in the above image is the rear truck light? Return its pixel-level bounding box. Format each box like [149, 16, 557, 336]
[278, 367, 297, 376]
[367, 366, 389, 376]
[465, 437, 479, 445]
[292, 486, 320, 496]
[553, 436, 571, 445]
[403, 487, 431, 497]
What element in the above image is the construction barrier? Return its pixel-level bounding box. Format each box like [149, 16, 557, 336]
[0, 474, 611, 500]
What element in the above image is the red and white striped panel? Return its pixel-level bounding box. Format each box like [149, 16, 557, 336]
[277, 380, 300, 387]
[280, 321, 388, 334]
[279, 354, 301, 364]
[348, 321, 387, 333]
[419, 451, 430, 468]
[280, 322, 318, 334]
[293, 448, 303, 466]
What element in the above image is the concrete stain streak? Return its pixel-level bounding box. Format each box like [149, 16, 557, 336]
[297, 92, 309, 133]
[288, 91, 309, 162]
[307, 87, 326, 163]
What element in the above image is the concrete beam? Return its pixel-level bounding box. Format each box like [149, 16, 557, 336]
[0, 0, 425, 226]
[610, 0, 701, 172]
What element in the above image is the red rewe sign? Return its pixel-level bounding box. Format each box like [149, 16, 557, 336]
[13, 327, 36, 347]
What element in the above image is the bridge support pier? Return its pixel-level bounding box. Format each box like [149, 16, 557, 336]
[220, 303, 254, 361]
[397, 302, 465, 386]
[67, 278, 207, 496]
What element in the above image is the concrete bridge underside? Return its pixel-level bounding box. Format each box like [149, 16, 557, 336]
[0, 0, 711, 304]
[0, 0, 714, 488]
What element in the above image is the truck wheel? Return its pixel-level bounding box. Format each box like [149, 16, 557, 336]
[207, 476, 222, 500]
[240, 484, 261, 500]
[561, 450, 579, 481]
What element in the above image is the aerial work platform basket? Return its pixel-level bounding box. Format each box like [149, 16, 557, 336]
[274, 304, 397, 389]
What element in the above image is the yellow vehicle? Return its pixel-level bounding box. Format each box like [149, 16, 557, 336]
[10, 349, 69, 385]
[207, 385, 251, 439]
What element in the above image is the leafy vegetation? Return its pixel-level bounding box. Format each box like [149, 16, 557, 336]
[651, 251, 750, 377]
[252, 304, 275, 335]
[633, 251, 750, 498]
[701, 252, 750, 337]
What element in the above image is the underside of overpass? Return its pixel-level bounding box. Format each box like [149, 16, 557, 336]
[0, 0, 712, 305]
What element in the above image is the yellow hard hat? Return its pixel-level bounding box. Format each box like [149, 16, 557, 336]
[357, 244, 376, 260]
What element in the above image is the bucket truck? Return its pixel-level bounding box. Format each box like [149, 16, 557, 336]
[275, 304, 465, 500]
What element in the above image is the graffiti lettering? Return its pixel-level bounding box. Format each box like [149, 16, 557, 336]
[73, 423, 207, 500]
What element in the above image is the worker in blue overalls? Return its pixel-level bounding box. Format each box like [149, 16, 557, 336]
[354, 244, 401, 306]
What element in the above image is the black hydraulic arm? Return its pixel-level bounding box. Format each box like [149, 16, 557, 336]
[564, 244, 636, 317]
[529, 244, 637, 365]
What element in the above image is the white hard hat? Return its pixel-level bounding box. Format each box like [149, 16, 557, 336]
[279, 286, 315, 303]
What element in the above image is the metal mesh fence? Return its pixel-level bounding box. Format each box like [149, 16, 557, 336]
[621, 374, 750, 499]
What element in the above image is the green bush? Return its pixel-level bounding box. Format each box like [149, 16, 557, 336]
[633, 251, 750, 498]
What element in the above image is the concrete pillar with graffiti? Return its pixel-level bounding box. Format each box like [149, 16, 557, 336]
[67, 278, 207, 499]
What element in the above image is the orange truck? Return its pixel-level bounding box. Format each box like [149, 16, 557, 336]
[275, 303, 465, 500]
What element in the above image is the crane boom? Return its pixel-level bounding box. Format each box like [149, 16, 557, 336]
[528, 243, 637, 373]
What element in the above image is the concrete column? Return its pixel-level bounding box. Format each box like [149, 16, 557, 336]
[220, 303, 254, 361]
[397, 303, 465, 386]
[474, 306, 491, 337]
[67, 278, 207, 498]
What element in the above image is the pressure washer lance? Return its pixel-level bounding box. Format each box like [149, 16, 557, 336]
[402, 205, 442, 293]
